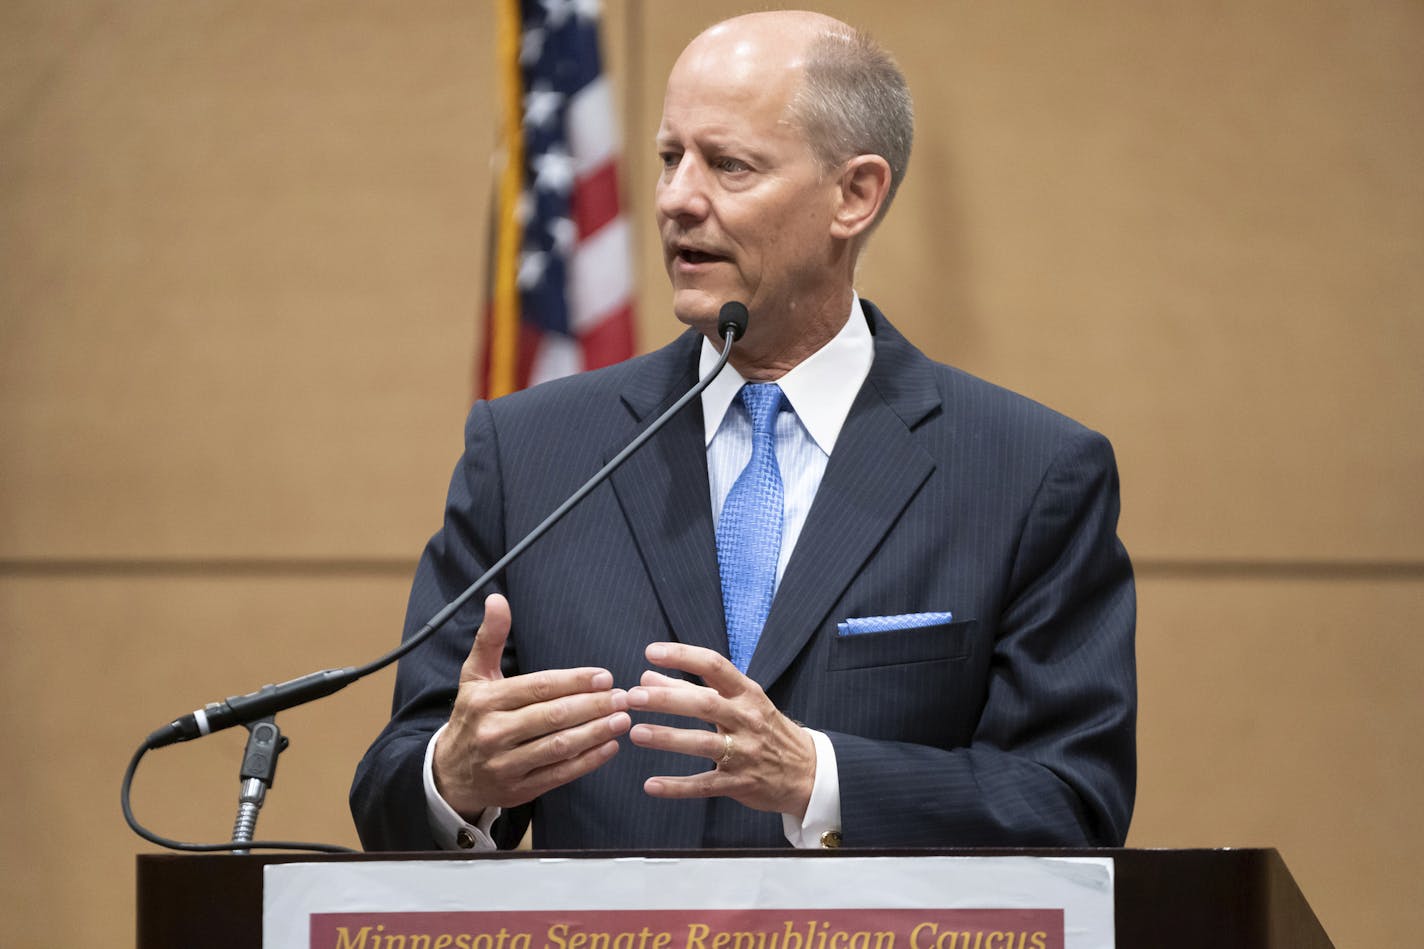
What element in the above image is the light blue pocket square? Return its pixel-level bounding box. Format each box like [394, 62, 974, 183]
[837, 611, 954, 635]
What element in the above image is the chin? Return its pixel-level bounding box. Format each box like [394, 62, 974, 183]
[670, 290, 723, 332]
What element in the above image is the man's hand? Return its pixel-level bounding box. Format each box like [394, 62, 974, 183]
[432, 594, 632, 819]
[626, 642, 816, 819]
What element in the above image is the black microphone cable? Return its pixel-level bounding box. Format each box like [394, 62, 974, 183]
[121, 303, 751, 853]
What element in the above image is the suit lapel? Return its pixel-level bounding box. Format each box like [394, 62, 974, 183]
[746, 307, 942, 687]
[608, 333, 729, 655]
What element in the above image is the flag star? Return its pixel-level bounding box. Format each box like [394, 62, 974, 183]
[541, 0, 573, 30]
[517, 249, 549, 289]
[532, 145, 576, 195]
[524, 83, 564, 131]
[548, 217, 577, 256]
[520, 26, 545, 67]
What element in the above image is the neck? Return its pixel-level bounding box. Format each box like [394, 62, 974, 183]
[709, 286, 853, 381]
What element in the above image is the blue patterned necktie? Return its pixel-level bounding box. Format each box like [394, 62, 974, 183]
[716, 383, 785, 673]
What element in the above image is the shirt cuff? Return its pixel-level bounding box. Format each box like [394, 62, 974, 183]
[781, 727, 842, 848]
[423, 724, 501, 850]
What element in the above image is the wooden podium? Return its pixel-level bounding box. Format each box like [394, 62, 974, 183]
[136, 848, 1334, 949]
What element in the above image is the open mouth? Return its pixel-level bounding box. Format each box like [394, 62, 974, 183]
[677, 248, 724, 265]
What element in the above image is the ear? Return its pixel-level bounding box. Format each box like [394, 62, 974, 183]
[829, 155, 892, 240]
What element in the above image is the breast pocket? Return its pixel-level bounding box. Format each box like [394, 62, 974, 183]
[819, 619, 980, 748]
[827, 618, 975, 671]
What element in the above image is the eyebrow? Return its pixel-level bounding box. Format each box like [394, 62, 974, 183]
[655, 122, 740, 147]
[653, 133, 771, 165]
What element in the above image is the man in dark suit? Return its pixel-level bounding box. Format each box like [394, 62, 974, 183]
[352, 10, 1134, 852]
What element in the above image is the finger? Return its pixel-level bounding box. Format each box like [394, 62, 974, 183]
[625, 682, 729, 728]
[462, 593, 513, 683]
[499, 710, 632, 777]
[639, 669, 698, 689]
[514, 738, 622, 804]
[628, 722, 724, 761]
[645, 642, 749, 696]
[494, 687, 629, 746]
[476, 664, 618, 713]
[643, 772, 723, 800]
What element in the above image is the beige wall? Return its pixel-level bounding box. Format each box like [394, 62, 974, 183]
[2, 1, 1420, 945]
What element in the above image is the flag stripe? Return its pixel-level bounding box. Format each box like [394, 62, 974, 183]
[568, 77, 619, 175]
[571, 216, 634, 333]
[578, 302, 637, 371]
[572, 161, 622, 240]
[529, 331, 582, 388]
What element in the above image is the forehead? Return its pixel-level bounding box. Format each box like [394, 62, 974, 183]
[657, 34, 806, 142]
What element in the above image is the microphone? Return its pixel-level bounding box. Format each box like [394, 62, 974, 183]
[140, 302, 753, 751]
[145, 668, 355, 748]
[718, 300, 749, 341]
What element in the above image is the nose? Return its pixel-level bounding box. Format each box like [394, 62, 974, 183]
[656, 155, 711, 224]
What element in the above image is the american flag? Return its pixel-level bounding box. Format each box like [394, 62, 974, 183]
[480, 0, 636, 398]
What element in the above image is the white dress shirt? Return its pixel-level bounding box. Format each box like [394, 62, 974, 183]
[424, 296, 875, 850]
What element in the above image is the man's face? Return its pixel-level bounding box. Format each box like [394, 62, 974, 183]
[655, 34, 841, 338]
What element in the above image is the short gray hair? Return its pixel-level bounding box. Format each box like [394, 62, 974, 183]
[789, 28, 914, 225]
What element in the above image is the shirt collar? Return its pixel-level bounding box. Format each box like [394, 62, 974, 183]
[699, 294, 874, 454]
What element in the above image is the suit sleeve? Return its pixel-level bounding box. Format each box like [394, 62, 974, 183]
[828, 427, 1137, 847]
[349, 400, 533, 851]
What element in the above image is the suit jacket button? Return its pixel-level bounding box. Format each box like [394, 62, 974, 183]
[456, 828, 477, 849]
[819, 831, 843, 849]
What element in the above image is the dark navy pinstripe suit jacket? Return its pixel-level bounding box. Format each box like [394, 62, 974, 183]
[351, 301, 1136, 851]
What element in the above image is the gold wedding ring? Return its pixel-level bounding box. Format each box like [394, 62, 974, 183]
[718, 733, 735, 767]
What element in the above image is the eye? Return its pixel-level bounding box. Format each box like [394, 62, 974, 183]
[658, 150, 682, 170]
[714, 156, 749, 173]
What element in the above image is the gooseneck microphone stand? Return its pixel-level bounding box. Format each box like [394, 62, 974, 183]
[121, 304, 751, 854]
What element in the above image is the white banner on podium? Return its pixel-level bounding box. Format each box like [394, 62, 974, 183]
[265, 856, 1114, 949]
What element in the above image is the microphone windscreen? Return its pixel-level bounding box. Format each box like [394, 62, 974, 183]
[718, 301, 750, 341]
